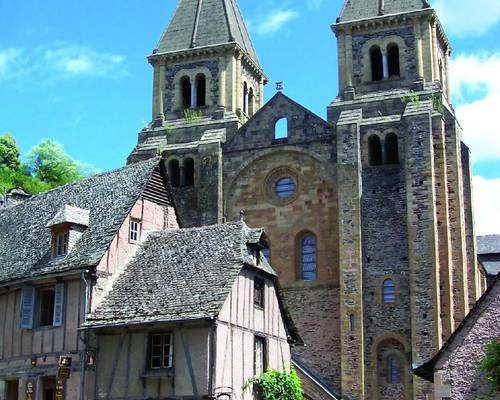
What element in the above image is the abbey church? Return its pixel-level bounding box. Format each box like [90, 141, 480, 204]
[127, 0, 488, 399]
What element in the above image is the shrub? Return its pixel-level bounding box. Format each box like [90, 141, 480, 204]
[481, 339, 500, 392]
[244, 368, 303, 400]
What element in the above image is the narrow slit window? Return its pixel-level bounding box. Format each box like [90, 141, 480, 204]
[195, 74, 206, 107]
[180, 76, 191, 110]
[254, 277, 265, 309]
[243, 82, 248, 114]
[370, 46, 383, 81]
[248, 88, 255, 116]
[387, 44, 400, 78]
[368, 135, 383, 166]
[168, 159, 180, 187]
[254, 336, 267, 375]
[385, 133, 399, 164]
[301, 234, 317, 281]
[184, 158, 195, 187]
[274, 118, 288, 140]
[383, 279, 396, 303]
[388, 357, 399, 384]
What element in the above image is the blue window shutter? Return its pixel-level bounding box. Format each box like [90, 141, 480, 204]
[21, 287, 36, 329]
[53, 283, 65, 327]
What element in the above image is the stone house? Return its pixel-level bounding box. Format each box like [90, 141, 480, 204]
[414, 274, 500, 399]
[126, 0, 487, 399]
[0, 158, 300, 399]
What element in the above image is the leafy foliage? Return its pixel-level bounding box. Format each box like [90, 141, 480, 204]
[0, 167, 51, 195]
[244, 368, 303, 400]
[25, 140, 94, 187]
[183, 108, 203, 122]
[481, 339, 500, 391]
[0, 133, 21, 171]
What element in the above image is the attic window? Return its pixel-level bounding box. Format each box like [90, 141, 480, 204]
[54, 231, 69, 257]
[254, 277, 265, 309]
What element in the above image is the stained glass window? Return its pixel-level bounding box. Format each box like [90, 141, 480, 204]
[275, 177, 295, 199]
[301, 235, 317, 281]
[383, 279, 396, 303]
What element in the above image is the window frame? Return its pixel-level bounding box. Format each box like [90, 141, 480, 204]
[53, 230, 69, 257]
[129, 219, 141, 243]
[275, 177, 296, 199]
[382, 279, 396, 304]
[254, 336, 267, 376]
[299, 233, 318, 281]
[38, 287, 56, 328]
[388, 357, 399, 384]
[254, 277, 265, 309]
[149, 332, 174, 370]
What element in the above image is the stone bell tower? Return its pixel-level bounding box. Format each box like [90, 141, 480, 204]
[128, 0, 267, 227]
[329, 0, 480, 399]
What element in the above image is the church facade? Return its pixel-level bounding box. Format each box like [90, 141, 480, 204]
[127, 1, 486, 399]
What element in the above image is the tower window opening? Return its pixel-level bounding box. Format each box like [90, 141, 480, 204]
[180, 76, 192, 110]
[243, 82, 248, 114]
[370, 46, 384, 81]
[274, 118, 288, 140]
[385, 133, 399, 164]
[195, 74, 206, 107]
[368, 135, 382, 166]
[184, 158, 195, 187]
[383, 279, 396, 303]
[387, 44, 400, 78]
[388, 357, 399, 384]
[168, 159, 180, 187]
[248, 88, 255, 116]
[349, 314, 356, 333]
[300, 234, 317, 281]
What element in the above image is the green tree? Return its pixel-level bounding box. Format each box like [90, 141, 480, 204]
[25, 140, 93, 187]
[244, 368, 303, 400]
[481, 339, 500, 392]
[0, 133, 21, 171]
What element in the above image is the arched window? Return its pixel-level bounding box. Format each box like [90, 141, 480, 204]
[385, 133, 399, 164]
[275, 118, 288, 140]
[368, 135, 382, 166]
[383, 279, 396, 303]
[388, 357, 399, 384]
[243, 82, 248, 114]
[387, 44, 400, 78]
[180, 76, 191, 110]
[195, 74, 206, 107]
[184, 158, 195, 187]
[370, 46, 383, 81]
[300, 234, 317, 281]
[168, 159, 180, 188]
[248, 88, 255, 116]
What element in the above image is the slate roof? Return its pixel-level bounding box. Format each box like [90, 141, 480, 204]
[155, 0, 259, 66]
[0, 158, 163, 285]
[414, 274, 500, 381]
[477, 235, 500, 255]
[84, 221, 300, 344]
[338, 0, 430, 22]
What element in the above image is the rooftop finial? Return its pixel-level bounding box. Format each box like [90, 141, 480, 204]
[239, 210, 245, 221]
[276, 82, 284, 93]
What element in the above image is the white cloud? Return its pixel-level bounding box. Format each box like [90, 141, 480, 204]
[0, 44, 126, 82]
[0, 48, 23, 79]
[250, 9, 299, 36]
[43, 44, 127, 78]
[432, 0, 500, 37]
[473, 176, 500, 235]
[450, 52, 500, 162]
[307, 0, 323, 9]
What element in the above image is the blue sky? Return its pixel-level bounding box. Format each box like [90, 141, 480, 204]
[1, 0, 499, 234]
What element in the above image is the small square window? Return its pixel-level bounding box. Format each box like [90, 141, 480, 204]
[54, 232, 69, 257]
[254, 278, 265, 309]
[129, 219, 140, 243]
[150, 333, 173, 369]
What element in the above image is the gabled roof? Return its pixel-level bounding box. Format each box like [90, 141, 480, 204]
[338, 0, 430, 23]
[0, 158, 170, 285]
[477, 235, 500, 255]
[414, 274, 500, 381]
[156, 0, 259, 66]
[84, 222, 301, 343]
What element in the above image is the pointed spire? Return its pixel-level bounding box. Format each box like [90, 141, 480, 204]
[155, 0, 259, 66]
[338, 0, 430, 23]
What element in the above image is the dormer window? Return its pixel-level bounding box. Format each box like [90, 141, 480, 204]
[54, 231, 69, 257]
